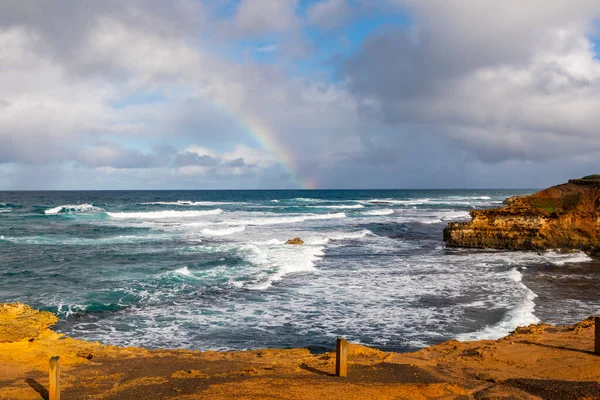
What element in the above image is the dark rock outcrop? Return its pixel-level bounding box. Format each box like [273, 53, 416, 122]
[443, 176, 600, 254]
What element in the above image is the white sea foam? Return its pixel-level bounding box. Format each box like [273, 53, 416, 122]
[363, 197, 493, 206]
[309, 229, 374, 245]
[293, 197, 326, 202]
[201, 226, 246, 236]
[393, 210, 470, 224]
[456, 268, 539, 341]
[364, 198, 422, 205]
[0, 234, 169, 245]
[45, 204, 102, 215]
[444, 196, 492, 200]
[224, 212, 346, 227]
[174, 266, 196, 278]
[270, 199, 280, 203]
[308, 204, 364, 209]
[0, 208, 11, 213]
[439, 211, 471, 220]
[363, 198, 459, 206]
[538, 250, 592, 265]
[107, 209, 223, 220]
[362, 209, 394, 216]
[233, 229, 376, 290]
[55, 302, 91, 318]
[292, 198, 345, 203]
[159, 266, 201, 281]
[471, 249, 593, 267]
[142, 201, 239, 206]
[241, 242, 323, 290]
[159, 264, 239, 284]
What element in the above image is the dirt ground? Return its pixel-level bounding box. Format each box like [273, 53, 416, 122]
[1, 304, 599, 399]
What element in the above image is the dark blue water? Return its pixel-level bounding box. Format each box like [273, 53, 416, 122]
[1, 190, 598, 351]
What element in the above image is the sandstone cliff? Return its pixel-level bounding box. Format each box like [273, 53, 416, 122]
[444, 175, 600, 254]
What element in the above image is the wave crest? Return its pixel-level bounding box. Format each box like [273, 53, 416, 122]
[201, 226, 246, 236]
[362, 209, 394, 216]
[107, 209, 223, 220]
[45, 204, 102, 215]
[142, 201, 239, 206]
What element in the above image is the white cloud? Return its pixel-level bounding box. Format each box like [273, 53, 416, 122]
[307, 0, 353, 29]
[3, 0, 600, 189]
[345, 1, 600, 164]
[233, 0, 299, 36]
[0, 27, 111, 163]
[80, 16, 205, 85]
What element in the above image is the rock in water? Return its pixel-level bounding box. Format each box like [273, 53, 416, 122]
[443, 175, 600, 254]
[285, 237, 304, 245]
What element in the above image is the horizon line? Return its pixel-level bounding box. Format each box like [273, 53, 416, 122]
[0, 188, 541, 192]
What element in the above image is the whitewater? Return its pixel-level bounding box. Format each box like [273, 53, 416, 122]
[0, 189, 598, 352]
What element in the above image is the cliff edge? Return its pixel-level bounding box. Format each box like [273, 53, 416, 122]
[1, 303, 599, 399]
[444, 175, 600, 254]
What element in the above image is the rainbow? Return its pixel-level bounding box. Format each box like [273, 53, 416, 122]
[237, 114, 318, 190]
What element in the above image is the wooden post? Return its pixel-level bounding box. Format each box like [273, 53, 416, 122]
[49, 356, 60, 400]
[336, 338, 348, 377]
[595, 316, 600, 355]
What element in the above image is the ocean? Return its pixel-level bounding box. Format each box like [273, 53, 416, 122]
[0, 190, 598, 352]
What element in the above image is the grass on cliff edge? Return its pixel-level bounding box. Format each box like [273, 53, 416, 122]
[569, 174, 600, 185]
[527, 194, 581, 214]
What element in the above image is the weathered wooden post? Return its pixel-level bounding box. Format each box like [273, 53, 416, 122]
[595, 316, 600, 355]
[336, 338, 348, 377]
[49, 356, 60, 400]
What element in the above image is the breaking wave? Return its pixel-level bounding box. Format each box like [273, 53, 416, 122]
[201, 226, 246, 236]
[362, 209, 394, 216]
[107, 209, 223, 220]
[456, 268, 539, 341]
[45, 204, 103, 215]
[142, 201, 240, 206]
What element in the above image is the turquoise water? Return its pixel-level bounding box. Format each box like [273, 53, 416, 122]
[0, 190, 598, 352]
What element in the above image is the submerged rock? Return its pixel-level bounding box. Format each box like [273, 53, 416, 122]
[285, 237, 304, 245]
[443, 176, 600, 254]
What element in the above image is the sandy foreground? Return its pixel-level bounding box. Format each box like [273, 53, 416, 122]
[0, 304, 599, 399]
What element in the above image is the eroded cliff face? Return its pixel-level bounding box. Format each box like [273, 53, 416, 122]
[443, 178, 600, 254]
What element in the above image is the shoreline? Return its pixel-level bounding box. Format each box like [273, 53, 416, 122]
[1, 304, 599, 399]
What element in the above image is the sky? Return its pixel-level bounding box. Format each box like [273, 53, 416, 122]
[1, 0, 600, 190]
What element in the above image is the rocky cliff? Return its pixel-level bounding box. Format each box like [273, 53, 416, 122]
[443, 175, 600, 254]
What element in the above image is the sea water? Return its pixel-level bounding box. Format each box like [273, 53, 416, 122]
[0, 190, 598, 352]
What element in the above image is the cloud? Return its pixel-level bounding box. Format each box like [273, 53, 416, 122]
[307, 0, 354, 30]
[76, 142, 170, 169]
[2, 1, 600, 189]
[0, 27, 109, 164]
[233, 0, 300, 36]
[343, 1, 600, 164]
